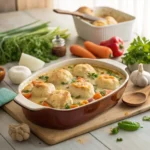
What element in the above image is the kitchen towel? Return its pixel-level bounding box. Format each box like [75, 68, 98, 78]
[0, 88, 17, 106]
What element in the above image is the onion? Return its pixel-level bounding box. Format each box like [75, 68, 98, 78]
[19, 53, 45, 72]
[8, 66, 31, 84]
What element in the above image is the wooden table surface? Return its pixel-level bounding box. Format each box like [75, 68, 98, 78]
[0, 8, 150, 150]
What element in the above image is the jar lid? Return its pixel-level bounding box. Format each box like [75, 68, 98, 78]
[52, 35, 65, 46]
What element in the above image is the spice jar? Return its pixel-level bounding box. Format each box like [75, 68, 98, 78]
[52, 35, 66, 57]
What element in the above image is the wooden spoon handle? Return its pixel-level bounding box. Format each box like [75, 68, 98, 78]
[137, 85, 150, 96]
[53, 9, 83, 17]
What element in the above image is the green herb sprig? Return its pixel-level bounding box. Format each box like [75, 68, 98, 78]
[0, 21, 70, 64]
[122, 36, 150, 65]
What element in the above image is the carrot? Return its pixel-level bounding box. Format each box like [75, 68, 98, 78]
[22, 92, 32, 99]
[70, 44, 96, 59]
[70, 104, 79, 108]
[93, 93, 102, 100]
[42, 101, 50, 107]
[84, 41, 113, 58]
[77, 77, 85, 82]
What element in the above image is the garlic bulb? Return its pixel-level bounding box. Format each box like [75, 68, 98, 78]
[130, 63, 150, 87]
[8, 123, 30, 142]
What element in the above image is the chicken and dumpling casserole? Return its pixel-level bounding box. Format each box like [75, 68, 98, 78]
[21, 63, 125, 109]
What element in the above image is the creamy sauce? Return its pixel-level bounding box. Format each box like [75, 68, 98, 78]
[22, 64, 125, 109]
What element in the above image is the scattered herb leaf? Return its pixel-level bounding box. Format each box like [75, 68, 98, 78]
[143, 116, 150, 121]
[116, 138, 123, 142]
[110, 126, 119, 135]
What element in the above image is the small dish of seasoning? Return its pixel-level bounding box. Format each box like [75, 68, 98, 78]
[0, 66, 5, 82]
[52, 35, 66, 57]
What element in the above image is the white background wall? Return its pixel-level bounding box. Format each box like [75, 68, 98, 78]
[53, 0, 150, 37]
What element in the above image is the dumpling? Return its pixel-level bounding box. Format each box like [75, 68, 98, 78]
[96, 74, 119, 90]
[92, 19, 108, 26]
[73, 64, 96, 78]
[32, 82, 55, 97]
[46, 90, 73, 109]
[48, 69, 73, 85]
[68, 81, 95, 99]
[105, 16, 117, 25]
[77, 6, 94, 16]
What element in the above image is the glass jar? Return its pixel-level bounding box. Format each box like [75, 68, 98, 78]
[52, 35, 66, 57]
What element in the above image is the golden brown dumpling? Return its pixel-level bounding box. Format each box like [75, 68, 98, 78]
[77, 6, 94, 16]
[68, 81, 95, 99]
[46, 90, 73, 109]
[48, 69, 73, 85]
[96, 74, 119, 90]
[105, 16, 117, 25]
[32, 82, 55, 97]
[92, 19, 108, 26]
[73, 64, 96, 78]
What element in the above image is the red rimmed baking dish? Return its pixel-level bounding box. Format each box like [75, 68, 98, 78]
[15, 58, 129, 129]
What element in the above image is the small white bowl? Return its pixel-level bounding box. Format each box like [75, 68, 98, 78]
[128, 63, 150, 73]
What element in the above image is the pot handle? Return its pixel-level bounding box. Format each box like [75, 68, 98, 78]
[14, 93, 47, 111]
[98, 59, 127, 70]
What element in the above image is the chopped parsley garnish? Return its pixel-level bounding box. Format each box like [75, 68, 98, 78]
[75, 95, 81, 99]
[39, 75, 49, 82]
[88, 73, 98, 79]
[100, 90, 106, 96]
[107, 70, 113, 75]
[116, 138, 123, 142]
[71, 78, 76, 83]
[143, 116, 150, 121]
[22, 90, 31, 93]
[65, 103, 70, 109]
[68, 66, 73, 69]
[107, 70, 120, 80]
[119, 77, 123, 81]
[61, 82, 68, 85]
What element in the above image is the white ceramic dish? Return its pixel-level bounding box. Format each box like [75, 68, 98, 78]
[73, 6, 135, 44]
[14, 58, 129, 129]
[15, 58, 128, 111]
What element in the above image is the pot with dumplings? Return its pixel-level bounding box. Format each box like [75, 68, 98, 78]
[15, 58, 129, 129]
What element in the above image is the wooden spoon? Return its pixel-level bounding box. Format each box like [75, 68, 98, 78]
[122, 85, 150, 106]
[53, 9, 105, 21]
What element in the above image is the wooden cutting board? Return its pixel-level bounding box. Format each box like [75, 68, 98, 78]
[2, 81, 150, 145]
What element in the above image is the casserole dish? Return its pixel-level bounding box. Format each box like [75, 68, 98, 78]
[73, 7, 135, 44]
[15, 58, 129, 129]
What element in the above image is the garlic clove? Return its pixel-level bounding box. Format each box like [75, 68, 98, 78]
[16, 133, 24, 142]
[8, 123, 30, 142]
[23, 133, 30, 140]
